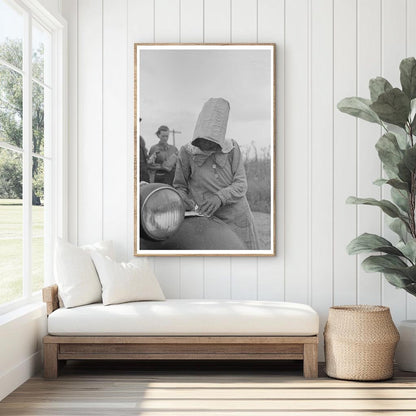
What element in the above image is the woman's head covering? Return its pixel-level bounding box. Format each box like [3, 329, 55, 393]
[192, 98, 232, 152]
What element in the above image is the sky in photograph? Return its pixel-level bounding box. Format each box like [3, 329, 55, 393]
[139, 48, 273, 157]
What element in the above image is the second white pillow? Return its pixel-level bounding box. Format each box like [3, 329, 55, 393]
[90, 253, 165, 306]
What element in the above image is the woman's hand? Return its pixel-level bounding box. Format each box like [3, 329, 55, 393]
[199, 194, 222, 217]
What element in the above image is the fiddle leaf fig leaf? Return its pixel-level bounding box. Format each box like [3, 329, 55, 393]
[369, 77, 393, 102]
[370, 88, 410, 128]
[395, 130, 409, 150]
[391, 187, 410, 213]
[387, 178, 410, 191]
[398, 161, 412, 185]
[389, 217, 410, 242]
[361, 255, 416, 287]
[362, 254, 408, 272]
[347, 233, 403, 256]
[346, 196, 406, 219]
[375, 132, 404, 173]
[404, 283, 416, 296]
[337, 97, 382, 125]
[403, 146, 416, 172]
[373, 178, 409, 191]
[410, 98, 416, 124]
[383, 271, 412, 288]
[373, 178, 388, 186]
[400, 57, 416, 100]
[397, 240, 416, 264]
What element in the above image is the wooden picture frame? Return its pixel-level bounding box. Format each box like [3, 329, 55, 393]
[134, 44, 276, 256]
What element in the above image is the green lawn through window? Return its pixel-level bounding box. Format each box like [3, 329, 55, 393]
[0, 199, 44, 305]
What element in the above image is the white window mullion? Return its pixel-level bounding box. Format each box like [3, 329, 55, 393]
[22, 11, 32, 298]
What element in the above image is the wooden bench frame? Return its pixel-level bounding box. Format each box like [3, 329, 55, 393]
[42, 285, 319, 379]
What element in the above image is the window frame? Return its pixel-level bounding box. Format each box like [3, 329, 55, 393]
[0, 0, 67, 315]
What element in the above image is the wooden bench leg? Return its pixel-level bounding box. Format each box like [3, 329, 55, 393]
[44, 343, 59, 379]
[303, 343, 318, 379]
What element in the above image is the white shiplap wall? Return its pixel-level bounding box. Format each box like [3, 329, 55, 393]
[61, 0, 416, 357]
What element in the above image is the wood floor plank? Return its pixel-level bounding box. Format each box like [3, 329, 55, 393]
[1, 362, 416, 415]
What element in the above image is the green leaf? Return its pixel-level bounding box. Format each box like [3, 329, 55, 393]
[347, 233, 404, 256]
[389, 217, 410, 241]
[394, 130, 410, 150]
[361, 255, 415, 288]
[398, 161, 412, 185]
[362, 254, 408, 272]
[403, 146, 416, 172]
[402, 265, 416, 282]
[410, 98, 416, 124]
[387, 178, 410, 191]
[346, 196, 406, 219]
[391, 187, 409, 213]
[404, 283, 416, 296]
[372, 178, 409, 192]
[337, 97, 382, 125]
[397, 240, 416, 263]
[400, 57, 416, 100]
[373, 178, 388, 186]
[411, 99, 416, 132]
[369, 77, 393, 102]
[375, 132, 404, 173]
[383, 272, 412, 288]
[370, 88, 410, 128]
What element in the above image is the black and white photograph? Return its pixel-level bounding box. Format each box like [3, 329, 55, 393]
[135, 44, 275, 256]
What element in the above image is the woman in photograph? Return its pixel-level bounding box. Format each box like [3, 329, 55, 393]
[174, 97, 259, 250]
[148, 125, 178, 185]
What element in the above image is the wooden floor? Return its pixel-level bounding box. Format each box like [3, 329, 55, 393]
[1, 360, 416, 415]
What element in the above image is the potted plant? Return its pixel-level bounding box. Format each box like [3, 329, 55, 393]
[338, 57, 416, 372]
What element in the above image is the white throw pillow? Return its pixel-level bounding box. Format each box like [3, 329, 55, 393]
[81, 240, 115, 259]
[54, 239, 114, 308]
[90, 252, 165, 306]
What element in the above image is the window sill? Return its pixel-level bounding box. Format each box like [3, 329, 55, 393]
[0, 298, 45, 327]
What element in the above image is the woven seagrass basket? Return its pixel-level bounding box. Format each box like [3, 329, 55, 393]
[324, 305, 400, 381]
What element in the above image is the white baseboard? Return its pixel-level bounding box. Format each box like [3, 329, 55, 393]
[0, 350, 42, 402]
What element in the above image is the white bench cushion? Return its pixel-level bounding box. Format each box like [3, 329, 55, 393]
[47, 299, 319, 336]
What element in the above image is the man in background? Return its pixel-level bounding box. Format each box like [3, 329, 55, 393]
[148, 125, 178, 185]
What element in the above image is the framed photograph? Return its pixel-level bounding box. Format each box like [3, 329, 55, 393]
[134, 44, 275, 256]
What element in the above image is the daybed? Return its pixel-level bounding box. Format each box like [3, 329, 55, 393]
[42, 284, 320, 379]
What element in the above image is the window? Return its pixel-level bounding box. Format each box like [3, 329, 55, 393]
[0, 0, 66, 312]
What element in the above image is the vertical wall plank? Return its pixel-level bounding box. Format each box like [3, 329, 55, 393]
[178, 0, 205, 298]
[77, 0, 103, 245]
[231, 258, 258, 299]
[229, 0, 258, 300]
[103, 0, 128, 260]
[152, 0, 182, 297]
[61, 0, 77, 245]
[231, 0, 257, 42]
[407, 0, 416, 319]
[284, 0, 309, 304]
[204, 0, 231, 43]
[203, 0, 232, 299]
[356, 0, 382, 305]
[155, 0, 180, 43]
[180, 258, 204, 298]
[333, 0, 357, 305]
[180, 0, 203, 43]
[257, 0, 285, 301]
[310, 0, 333, 359]
[205, 258, 231, 298]
[127, 0, 154, 263]
[381, 0, 407, 323]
